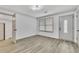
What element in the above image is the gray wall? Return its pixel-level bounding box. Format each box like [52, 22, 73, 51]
[16, 14, 37, 40]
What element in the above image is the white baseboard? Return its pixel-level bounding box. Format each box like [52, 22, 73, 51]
[16, 34, 36, 40]
[37, 34, 59, 39]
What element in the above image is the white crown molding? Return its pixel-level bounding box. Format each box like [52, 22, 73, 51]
[0, 7, 36, 18]
[36, 8, 76, 18]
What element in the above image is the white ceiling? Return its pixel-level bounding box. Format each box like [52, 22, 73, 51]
[0, 5, 78, 17]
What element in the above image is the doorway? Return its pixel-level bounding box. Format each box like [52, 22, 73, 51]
[0, 13, 16, 43]
[59, 14, 74, 41]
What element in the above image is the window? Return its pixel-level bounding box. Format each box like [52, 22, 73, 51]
[39, 17, 45, 31]
[64, 20, 68, 33]
[39, 16, 54, 32]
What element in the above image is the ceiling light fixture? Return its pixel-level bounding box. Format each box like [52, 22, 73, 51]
[31, 5, 43, 11]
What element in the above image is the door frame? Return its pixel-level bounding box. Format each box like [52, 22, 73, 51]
[3, 23, 5, 40]
[12, 14, 16, 43]
[59, 14, 74, 42]
[75, 8, 79, 44]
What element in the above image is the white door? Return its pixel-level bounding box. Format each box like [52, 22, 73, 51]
[0, 23, 5, 40]
[76, 11, 79, 44]
[59, 14, 74, 41]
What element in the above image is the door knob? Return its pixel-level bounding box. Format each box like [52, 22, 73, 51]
[13, 29, 17, 31]
[59, 27, 61, 31]
[77, 30, 79, 32]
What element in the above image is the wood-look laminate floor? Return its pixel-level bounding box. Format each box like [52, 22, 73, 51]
[0, 35, 79, 53]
